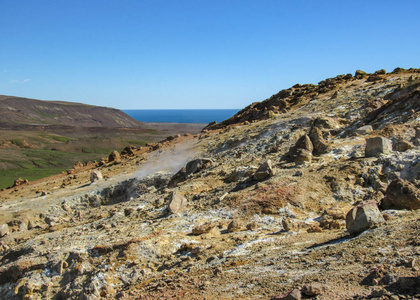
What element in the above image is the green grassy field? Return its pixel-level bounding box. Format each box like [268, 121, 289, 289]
[0, 130, 151, 189]
[0, 123, 204, 189]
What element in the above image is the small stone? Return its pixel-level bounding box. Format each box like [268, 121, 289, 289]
[354, 125, 373, 135]
[365, 137, 393, 157]
[282, 218, 293, 232]
[90, 170, 103, 183]
[294, 135, 313, 153]
[108, 150, 121, 163]
[180, 255, 191, 262]
[253, 160, 275, 181]
[382, 178, 420, 210]
[301, 282, 325, 296]
[227, 220, 242, 232]
[124, 208, 135, 216]
[0, 224, 9, 237]
[393, 140, 414, 152]
[141, 268, 152, 276]
[307, 224, 322, 233]
[185, 158, 213, 176]
[206, 255, 218, 263]
[246, 221, 258, 231]
[213, 267, 222, 275]
[100, 284, 115, 297]
[192, 222, 216, 235]
[272, 288, 301, 300]
[309, 127, 330, 155]
[167, 191, 187, 214]
[294, 149, 312, 164]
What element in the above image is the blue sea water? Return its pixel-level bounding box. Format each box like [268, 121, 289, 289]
[123, 109, 238, 124]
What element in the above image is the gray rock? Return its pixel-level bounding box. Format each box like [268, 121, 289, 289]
[90, 170, 103, 183]
[345, 200, 385, 235]
[365, 137, 393, 157]
[0, 224, 9, 237]
[294, 135, 313, 153]
[168, 191, 187, 214]
[185, 158, 213, 176]
[354, 125, 373, 135]
[253, 160, 275, 181]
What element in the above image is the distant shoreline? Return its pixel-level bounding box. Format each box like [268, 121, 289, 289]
[124, 109, 238, 124]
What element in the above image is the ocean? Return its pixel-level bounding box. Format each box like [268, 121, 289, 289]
[123, 109, 238, 124]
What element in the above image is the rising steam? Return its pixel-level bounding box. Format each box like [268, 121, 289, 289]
[135, 139, 201, 179]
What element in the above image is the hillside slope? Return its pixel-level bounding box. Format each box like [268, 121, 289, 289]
[0, 68, 419, 299]
[0, 95, 143, 129]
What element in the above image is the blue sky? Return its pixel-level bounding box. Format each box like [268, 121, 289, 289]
[1, 1, 419, 109]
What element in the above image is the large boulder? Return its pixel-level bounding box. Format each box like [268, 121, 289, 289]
[185, 158, 213, 176]
[294, 135, 313, 153]
[90, 170, 103, 183]
[108, 150, 121, 163]
[381, 178, 420, 210]
[345, 201, 385, 235]
[365, 137, 392, 157]
[167, 191, 187, 214]
[309, 127, 330, 155]
[253, 160, 275, 181]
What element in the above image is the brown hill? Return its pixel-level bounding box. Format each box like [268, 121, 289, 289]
[0, 95, 143, 129]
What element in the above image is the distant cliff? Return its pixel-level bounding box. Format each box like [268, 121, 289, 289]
[0, 95, 143, 129]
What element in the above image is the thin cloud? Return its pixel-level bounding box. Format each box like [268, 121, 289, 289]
[22, 79, 30, 84]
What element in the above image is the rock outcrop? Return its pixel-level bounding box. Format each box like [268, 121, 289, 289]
[1, 68, 420, 299]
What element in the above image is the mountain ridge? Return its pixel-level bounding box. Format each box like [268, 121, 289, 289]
[0, 95, 144, 129]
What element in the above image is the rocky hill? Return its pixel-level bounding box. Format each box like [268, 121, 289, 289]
[0, 95, 143, 129]
[0, 68, 419, 299]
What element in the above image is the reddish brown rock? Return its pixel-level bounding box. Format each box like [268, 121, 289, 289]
[382, 178, 420, 210]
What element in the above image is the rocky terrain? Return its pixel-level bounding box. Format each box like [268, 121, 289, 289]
[0, 68, 419, 300]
